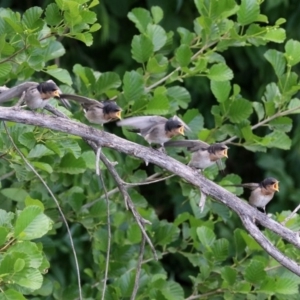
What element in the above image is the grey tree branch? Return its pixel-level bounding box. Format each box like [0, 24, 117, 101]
[0, 107, 299, 275]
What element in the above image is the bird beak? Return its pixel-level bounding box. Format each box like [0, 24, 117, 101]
[273, 182, 279, 192]
[223, 149, 228, 158]
[178, 126, 184, 135]
[115, 111, 122, 119]
[53, 90, 60, 98]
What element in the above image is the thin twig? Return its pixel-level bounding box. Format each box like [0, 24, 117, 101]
[185, 289, 223, 300]
[130, 235, 146, 300]
[224, 105, 300, 144]
[281, 204, 300, 225]
[100, 153, 158, 260]
[2, 122, 83, 300]
[95, 147, 111, 300]
[0, 170, 15, 181]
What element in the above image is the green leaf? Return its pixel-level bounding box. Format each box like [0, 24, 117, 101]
[0, 289, 26, 300]
[288, 98, 300, 113]
[44, 41, 66, 61]
[1, 188, 29, 202]
[0, 62, 12, 77]
[221, 267, 237, 285]
[252, 102, 264, 121]
[13, 268, 43, 289]
[175, 44, 192, 67]
[229, 99, 253, 123]
[14, 258, 25, 272]
[44, 68, 72, 85]
[147, 54, 168, 73]
[147, 24, 167, 51]
[59, 153, 86, 174]
[96, 72, 121, 95]
[45, 3, 61, 26]
[144, 94, 169, 115]
[197, 226, 215, 248]
[154, 221, 179, 246]
[268, 117, 292, 132]
[211, 80, 231, 102]
[123, 71, 144, 102]
[264, 49, 286, 77]
[245, 260, 266, 284]
[237, 0, 260, 25]
[75, 32, 93, 46]
[31, 162, 53, 173]
[0, 227, 9, 246]
[161, 281, 184, 300]
[131, 34, 153, 63]
[127, 224, 141, 243]
[267, 131, 291, 150]
[211, 238, 229, 261]
[128, 8, 152, 33]
[285, 39, 300, 66]
[264, 28, 286, 43]
[14, 205, 52, 240]
[18, 132, 36, 149]
[22, 6, 43, 29]
[167, 86, 191, 109]
[177, 27, 195, 45]
[208, 63, 233, 81]
[183, 109, 204, 134]
[274, 275, 300, 294]
[28, 144, 54, 158]
[151, 6, 163, 24]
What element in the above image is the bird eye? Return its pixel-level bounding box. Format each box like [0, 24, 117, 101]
[176, 124, 182, 128]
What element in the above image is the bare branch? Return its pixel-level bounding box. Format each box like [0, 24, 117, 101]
[0, 107, 300, 274]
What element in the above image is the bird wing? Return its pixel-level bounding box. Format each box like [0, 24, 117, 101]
[164, 140, 209, 152]
[117, 116, 168, 130]
[0, 82, 38, 103]
[59, 94, 102, 107]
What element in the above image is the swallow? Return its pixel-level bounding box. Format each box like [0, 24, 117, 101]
[117, 116, 188, 151]
[226, 177, 279, 213]
[165, 140, 228, 170]
[0, 80, 62, 109]
[59, 94, 122, 124]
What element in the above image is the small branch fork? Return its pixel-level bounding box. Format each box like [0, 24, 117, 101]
[1, 107, 300, 277]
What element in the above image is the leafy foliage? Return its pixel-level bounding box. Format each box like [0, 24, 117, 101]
[0, 0, 300, 299]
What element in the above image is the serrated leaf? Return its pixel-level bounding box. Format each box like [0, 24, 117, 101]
[288, 98, 300, 113]
[183, 109, 204, 134]
[44, 41, 65, 61]
[61, 139, 81, 158]
[14, 206, 52, 240]
[267, 131, 291, 150]
[0, 227, 9, 246]
[264, 28, 286, 43]
[14, 258, 25, 272]
[151, 6, 163, 24]
[154, 221, 179, 246]
[31, 162, 53, 173]
[123, 71, 144, 102]
[211, 238, 229, 261]
[0, 62, 12, 77]
[245, 260, 266, 284]
[237, 0, 260, 25]
[252, 102, 264, 121]
[1, 188, 28, 202]
[96, 72, 121, 95]
[221, 267, 237, 285]
[208, 63, 233, 81]
[274, 275, 300, 294]
[147, 24, 167, 51]
[197, 226, 215, 248]
[264, 49, 286, 77]
[144, 94, 169, 115]
[229, 99, 253, 123]
[59, 153, 86, 174]
[147, 54, 168, 73]
[75, 32, 93, 46]
[167, 86, 191, 109]
[27, 144, 54, 158]
[131, 34, 153, 63]
[127, 223, 142, 243]
[285, 39, 300, 66]
[175, 44, 192, 67]
[44, 68, 72, 85]
[0, 289, 26, 300]
[45, 3, 61, 26]
[268, 117, 292, 132]
[22, 6, 43, 29]
[18, 132, 36, 149]
[128, 8, 152, 33]
[161, 281, 184, 300]
[211, 80, 231, 102]
[13, 267, 43, 289]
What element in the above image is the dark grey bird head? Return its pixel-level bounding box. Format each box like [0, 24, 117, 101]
[165, 117, 185, 136]
[208, 143, 228, 158]
[102, 101, 122, 120]
[36, 80, 60, 99]
[260, 177, 279, 192]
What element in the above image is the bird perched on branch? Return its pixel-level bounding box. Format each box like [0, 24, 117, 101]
[0, 80, 63, 109]
[165, 140, 228, 171]
[225, 177, 279, 213]
[117, 116, 188, 151]
[59, 94, 122, 124]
